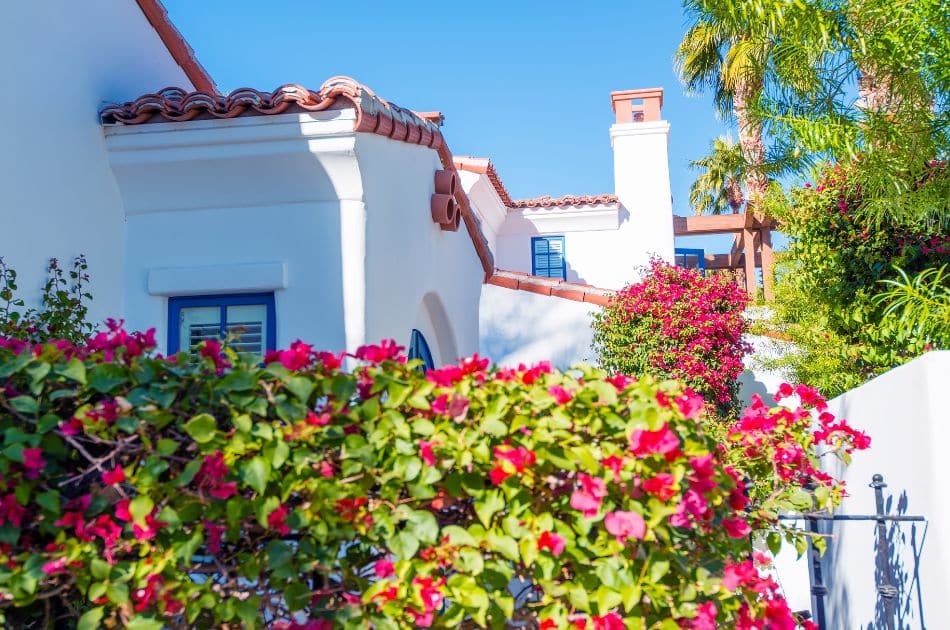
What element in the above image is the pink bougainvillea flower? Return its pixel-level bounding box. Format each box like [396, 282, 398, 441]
[419, 441, 436, 467]
[642, 473, 677, 501]
[198, 339, 230, 374]
[687, 601, 718, 630]
[537, 531, 566, 556]
[494, 445, 537, 473]
[601, 455, 625, 482]
[722, 517, 752, 539]
[373, 585, 399, 604]
[722, 560, 758, 591]
[354, 339, 405, 364]
[101, 466, 125, 485]
[305, 411, 330, 426]
[629, 423, 681, 460]
[374, 559, 395, 578]
[539, 620, 557, 630]
[267, 504, 291, 536]
[604, 510, 646, 542]
[571, 473, 608, 517]
[196, 450, 238, 499]
[773, 382, 794, 402]
[489, 465, 510, 486]
[59, 416, 85, 436]
[606, 374, 635, 391]
[520, 361, 552, 385]
[21, 447, 45, 479]
[133, 512, 167, 542]
[674, 389, 704, 419]
[318, 460, 336, 478]
[41, 556, 67, 575]
[591, 611, 625, 630]
[272, 340, 313, 371]
[204, 521, 225, 554]
[548, 385, 574, 404]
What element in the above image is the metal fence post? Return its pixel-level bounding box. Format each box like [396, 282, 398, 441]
[871, 474, 898, 630]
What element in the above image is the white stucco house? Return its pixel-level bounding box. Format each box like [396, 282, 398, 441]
[1, 0, 677, 369]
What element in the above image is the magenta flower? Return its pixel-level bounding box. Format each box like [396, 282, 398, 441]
[537, 531, 566, 556]
[604, 510, 646, 542]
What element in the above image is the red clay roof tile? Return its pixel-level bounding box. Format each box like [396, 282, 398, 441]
[136, 0, 215, 93]
[509, 194, 619, 209]
[488, 270, 614, 305]
[101, 77, 495, 281]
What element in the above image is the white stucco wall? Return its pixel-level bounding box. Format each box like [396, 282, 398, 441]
[772, 351, 950, 629]
[358, 135, 483, 364]
[477, 117, 674, 291]
[479, 285, 598, 368]
[0, 0, 193, 326]
[104, 109, 483, 362]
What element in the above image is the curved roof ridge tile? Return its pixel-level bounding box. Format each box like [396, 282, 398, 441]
[509, 193, 619, 209]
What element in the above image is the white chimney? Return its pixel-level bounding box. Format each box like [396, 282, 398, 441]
[609, 88, 674, 269]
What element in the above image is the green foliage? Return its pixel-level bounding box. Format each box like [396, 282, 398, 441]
[0, 256, 93, 344]
[0, 330, 856, 628]
[761, 163, 949, 396]
[688, 136, 748, 215]
[876, 265, 950, 349]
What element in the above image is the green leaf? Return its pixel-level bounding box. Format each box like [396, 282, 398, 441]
[486, 533, 519, 562]
[129, 495, 154, 526]
[390, 531, 419, 559]
[36, 491, 60, 515]
[283, 582, 311, 611]
[287, 377, 318, 404]
[265, 441, 290, 469]
[55, 358, 86, 384]
[242, 457, 269, 494]
[594, 585, 622, 615]
[408, 510, 439, 544]
[183, 413, 218, 443]
[87, 363, 127, 393]
[475, 490, 505, 528]
[77, 607, 104, 630]
[9, 396, 37, 415]
[125, 618, 164, 630]
[156, 438, 179, 456]
[106, 581, 130, 604]
[454, 548, 485, 575]
[90, 558, 110, 580]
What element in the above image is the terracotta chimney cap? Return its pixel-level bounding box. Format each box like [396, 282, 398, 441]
[610, 88, 664, 123]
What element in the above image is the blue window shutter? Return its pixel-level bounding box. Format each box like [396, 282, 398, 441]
[531, 236, 566, 280]
[674, 248, 706, 275]
[408, 329, 435, 370]
[168, 292, 276, 356]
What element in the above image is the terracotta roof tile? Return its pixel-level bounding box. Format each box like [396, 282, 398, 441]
[452, 157, 513, 207]
[101, 77, 495, 281]
[487, 270, 614, 305]
[136, 0, 215, 93]
[509, 194, 619, 209]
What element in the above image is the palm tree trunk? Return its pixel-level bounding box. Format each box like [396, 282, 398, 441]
[733, 81, 767, 210]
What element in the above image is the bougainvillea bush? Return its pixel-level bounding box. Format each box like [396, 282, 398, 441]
[0, 324, 867, 628]
[592, 260, 751, 415]
[762, 161, 950, 396]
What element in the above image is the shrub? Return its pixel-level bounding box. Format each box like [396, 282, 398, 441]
[0, 255, 93, 344]
[592, 260, 751, 414]
[763, 162, 950, 396]
[0, 325, 866, 628]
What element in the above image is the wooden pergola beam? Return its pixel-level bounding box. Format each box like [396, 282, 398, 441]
[672, 213, 773, 236]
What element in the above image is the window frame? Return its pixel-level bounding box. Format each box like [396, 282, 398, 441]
[674, 247, 706, 275]
[531, 235, 567, 280]
[167, 292, 276, 356]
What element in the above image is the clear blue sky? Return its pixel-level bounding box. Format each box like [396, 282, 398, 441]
[163, 0, 752, 252]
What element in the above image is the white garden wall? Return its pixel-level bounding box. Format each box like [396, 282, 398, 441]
[772, 351, 950, 628]
[0, 1, 192, 326]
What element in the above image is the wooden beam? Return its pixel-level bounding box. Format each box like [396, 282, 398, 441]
[673, 213, 773, 236]
[743, 228, 758, 297]
[704, 252, 761, 270]
[760, 227, 775, 301]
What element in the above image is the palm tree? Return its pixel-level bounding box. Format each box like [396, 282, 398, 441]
[675, 1, 770, 207]
[689, 136, 746, 215]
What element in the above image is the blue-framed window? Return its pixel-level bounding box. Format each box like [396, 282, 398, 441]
[531, 236, 566, 279]
[168, 293, 276, 357]
[674, 248, 706, 275]
[408, 329, 435, 370]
